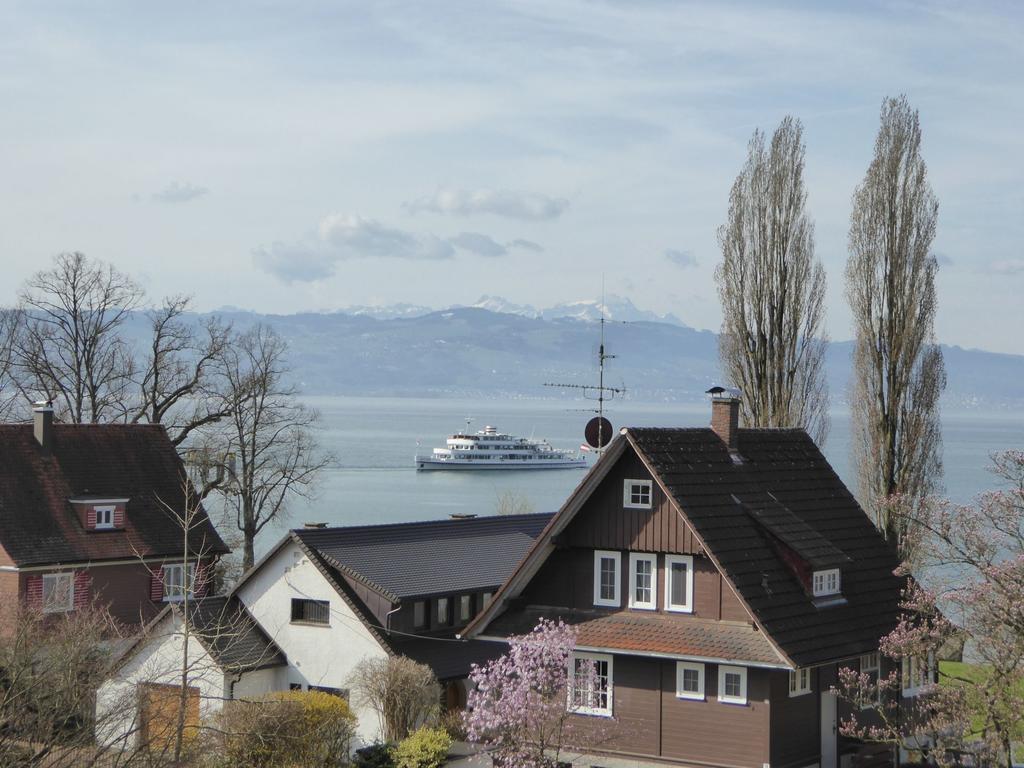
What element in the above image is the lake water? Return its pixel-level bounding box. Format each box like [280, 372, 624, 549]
[249, 396, 1024, 558]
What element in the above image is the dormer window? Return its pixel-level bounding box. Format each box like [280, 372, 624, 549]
[95, 505, 115, 530]
[623, 480, 652, 509]
[812, 569, 841, 597]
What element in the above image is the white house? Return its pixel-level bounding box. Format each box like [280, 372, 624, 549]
[97, 513, 552, 750]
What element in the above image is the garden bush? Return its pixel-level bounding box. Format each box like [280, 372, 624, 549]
[353, 742, 395, 768]
[392, 726, 451, 768]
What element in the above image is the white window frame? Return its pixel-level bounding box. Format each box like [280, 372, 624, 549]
[162, 563, 195, 603]
[568, 652, 613, 717]
[860, 652, 881, 708]
[623, 479, 653, 509]
[676, 661, 705, 701]
[901, 653, 935, 697]
[94, 505, 115, 530]
[718, 665, 748, 705]
[628, 553, 657, 610]
[664, 554, 694, 613]
[812, 568, 841, 597]
[42, 573, 74, 613]
[789, 668, 812, 697]
[593, 550, 621, 607]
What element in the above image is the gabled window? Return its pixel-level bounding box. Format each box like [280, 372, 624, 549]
[94, 505, 115, 530]
[676, 662, 705, 701]
[812, 568, 841, 597]
[623, 480, 652, 509]
[458, 594, 472, 622]
[664, 555, 694, 613]
[568, 652, 613, 717]
[628, 553, 656, 610]
[901, 653, 935, 697]
[42, 573, 74, 613]
[291, 598, 330, 625]
[593, 551, 621, 607]
[789, 668, 811, 697]
[437, 597, 451, 626]
[162, 563, 195, 602]
[413, 600, 426, 629]
[718, 665, 747, 705]
[860, 652, 881, 708]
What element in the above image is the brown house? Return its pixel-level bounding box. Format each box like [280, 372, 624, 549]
[464, 392, 909, 768]
[0, 403, 229, 627]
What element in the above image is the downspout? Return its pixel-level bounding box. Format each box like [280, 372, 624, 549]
[384, 604, 401, 636]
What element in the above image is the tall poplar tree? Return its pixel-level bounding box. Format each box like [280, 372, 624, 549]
[846, 95, 945, 548]
[716, 116, 829, 444]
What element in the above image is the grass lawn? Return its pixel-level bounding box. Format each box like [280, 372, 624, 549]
[939, 660, 1024, 763]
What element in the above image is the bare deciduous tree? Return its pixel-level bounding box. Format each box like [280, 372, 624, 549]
[846, 95, 945, 548]
[12, 252, 142, 423]
[131, 295, 232, 447]
[350, 656, 440, 742]
[219, 325, 332, 569]
[716, 116, 829, 445]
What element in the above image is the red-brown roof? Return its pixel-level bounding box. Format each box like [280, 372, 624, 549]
[0, 423, 229, 566]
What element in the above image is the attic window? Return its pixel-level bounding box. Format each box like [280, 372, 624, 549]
[623, 480, 652, 509]
[812, 569, 841, 597]
[95, 506, 115, 530]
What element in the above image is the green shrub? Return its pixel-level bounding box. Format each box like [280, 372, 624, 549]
[392, 726, 451, 768]
[353, 742, 396, 768]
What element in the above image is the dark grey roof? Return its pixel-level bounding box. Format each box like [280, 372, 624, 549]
[185, 596, 287, 672]
[734, 492, 851, 569]
[293, 512, 553, 601]
[392, 636, 507, 680]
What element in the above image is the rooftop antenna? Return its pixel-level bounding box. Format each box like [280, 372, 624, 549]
[544, 278, 626, 455]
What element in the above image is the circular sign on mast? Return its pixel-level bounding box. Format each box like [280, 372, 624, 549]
[585, 416, 613, 449]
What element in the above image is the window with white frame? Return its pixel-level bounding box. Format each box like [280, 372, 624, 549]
[628, 553, 657, 610]
[901, 653, 934, 697]
[593, 550, 621, 607]
[664, 554, 694, 613]
[718, 665, 747, 705]
[162, 563, 195, 602]
[94, 505, 115, 529]
[413, 600, 426, 628]
[458, 594, 472, 622]
[860, 652, 881, 708]
[812, 569, 841, 597]
[437, 597, 451, 625]
[42, 573, 74, 613]
[623, 479, 652, 509]
[789, 668, 811, 696]
[676, 662, 705, 700]
[569, 652, 613, 716]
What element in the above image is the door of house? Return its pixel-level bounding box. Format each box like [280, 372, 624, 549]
[138, 682, 200, 754]
[820, 691, 837, 768]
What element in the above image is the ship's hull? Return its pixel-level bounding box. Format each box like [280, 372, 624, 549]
[415, 456, 586, 471]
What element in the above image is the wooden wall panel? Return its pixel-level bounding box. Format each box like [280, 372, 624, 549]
[660, 663, 771, 767]
[769, 668, 819, 768]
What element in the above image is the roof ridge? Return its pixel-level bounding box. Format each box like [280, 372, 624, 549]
[293, 510, 554, 537]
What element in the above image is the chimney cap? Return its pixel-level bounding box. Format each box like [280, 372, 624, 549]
[303, 522, 327, 529]
[706, 386, 741, 401]
[33, 399, 54, 412]
[449, 513, 478, 520]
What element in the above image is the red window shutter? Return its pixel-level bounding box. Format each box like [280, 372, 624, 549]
[113, 506, 125, 529]
[150, 568, 164, 602]
[86, 508, 96, 529]
[73, 571, 91, 610]
[26, 574, 43, 609]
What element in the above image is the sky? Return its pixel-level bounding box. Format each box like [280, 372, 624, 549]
[1, 1, 1021, 353]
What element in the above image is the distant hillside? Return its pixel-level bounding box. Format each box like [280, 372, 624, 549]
[144, 307, 1024, 407]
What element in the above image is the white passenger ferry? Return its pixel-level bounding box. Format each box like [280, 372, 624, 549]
[415, 425, 587, 471]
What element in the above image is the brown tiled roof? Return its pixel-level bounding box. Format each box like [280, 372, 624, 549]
[0, 424, 229, 566]
[487, 606, 783, 666]
[626, 428, 904, 667]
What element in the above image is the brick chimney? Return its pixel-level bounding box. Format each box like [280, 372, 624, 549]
[707, 387, 741, 452]
[33, 400, 54, 452]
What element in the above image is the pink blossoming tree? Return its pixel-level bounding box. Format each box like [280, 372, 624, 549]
[835, 451, 1024, 768]
[463, 619, 610, 768]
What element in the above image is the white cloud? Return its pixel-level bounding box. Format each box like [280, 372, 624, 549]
[508, 238, 543, 253]
[405, 188, 569, 220]
[665, 249, 698, 269]
[989, 259, 1024, 275]
[151, 181, 208, 204]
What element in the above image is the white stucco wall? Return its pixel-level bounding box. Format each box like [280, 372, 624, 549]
[236, 539, 389, 744]
[96, 612, 226, 750]
[233, 665, 287, 699]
